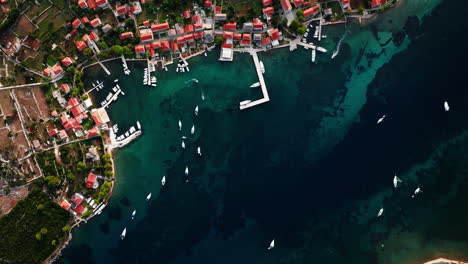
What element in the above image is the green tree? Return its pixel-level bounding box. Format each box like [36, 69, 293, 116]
[83, 48, 93, 57]
[66, 172, 76, 181]
[76, 161, 86, 172]
[215, 36, 223, 46]
[62, 225, 71, 232]
[296, 10, 304, 21]
[40, 228, 48, 235]
[51, 240, 57, 246]
[35, 233, 42, 240]
[36, 204, 45, 210]
[110, 45, 124, 56]
[44, 176, 61, 187]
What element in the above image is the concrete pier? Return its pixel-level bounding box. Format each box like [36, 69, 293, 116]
[239, 50, 270, 110]
[98, 60, 111, 75]
[121, 55, 128, 69]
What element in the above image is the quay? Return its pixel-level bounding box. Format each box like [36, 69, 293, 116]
[97, 60, 111, 75]
[110, 130, 142, 149]
[239, 50, 269, 110]
[121, 55, 128, 69]
[101, 89, 121, 108]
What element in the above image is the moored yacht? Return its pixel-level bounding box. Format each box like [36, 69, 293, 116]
[393, 175, 402, 188]
[268, 239, 275, 250]
[250, 82, 260, 88]
[121, 228, 127, 240]
[197, 146, 201, 156]
[137, 121, 141, 130]
[191, 125, 195, 135]
[377, 115, 386, 124]
[161, 176, 166, 186]
[377, 208, 384, 217]
[185, 166, 189, 176]
[181, 140, 185, 149]
[311, 49, 316, 63]
[195, 105, 199, 116]
[444, 101, 450, 111]
[131, 210, 136, 220]
[146, 193, 152, 201]
[260, 61, 265, 74]
[179, 120, 182, 131]
[316, 46, 327, 53]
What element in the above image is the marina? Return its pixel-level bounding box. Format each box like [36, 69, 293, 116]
[239, 50, 270, 110]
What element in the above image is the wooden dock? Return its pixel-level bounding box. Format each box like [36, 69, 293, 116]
[240, 50, 270, 110]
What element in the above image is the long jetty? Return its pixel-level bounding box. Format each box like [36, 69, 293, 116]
[97, 60, 111, 75]
[239, 50, 269, 110]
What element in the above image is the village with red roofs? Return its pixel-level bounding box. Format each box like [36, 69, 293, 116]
[0, 0, 398, 262]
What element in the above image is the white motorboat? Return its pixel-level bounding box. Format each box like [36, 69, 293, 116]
[125, 131, 130, 137]
[137, 121, 141, 130]
[191, 125, 195, 135]
[322, 35, 327, 39]
[179, 120, 182, 131]
[250, 82, 260, 88]
[260, 61, 265, 74]
[377, 115, 386, 124]
[412, 187, 422, 198]
[129, 126, 136, 133]
[444, 101, 450, 112]
[393, 175, 402, 188]
[268, 239, 275, 250]
[181, 67, 185, 73]
[113, 87, 118, 92]
[146, 193, 152, 201]
[121, 91, 125, 95]
[204, 52, 207, 56]
[311, 49, 316, 63]
[195, 105, 199, 116]
[121, 228, 127, 240]
[185, 166, 189, 176]
[197, 146, 201, 156]
[316, 47, 327, 53]
[240, 100, 251, 106]
[176, 67, 179, 72]
[182, 136, 187, 139]
[186, 66, 190, 72]
[182, 140, 185, 149]
[131, 210, 136, 219]
[377, 208, 384, 217]
[161, 176, 166, 186]
[201, 91, 205, 101]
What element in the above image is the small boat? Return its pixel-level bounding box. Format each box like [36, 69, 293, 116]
[444, 101, 450, 112]
[146, 193, 152, 201]
[197, 146, 201, 156]
[195, 105, 199, 116]
[129, 126, 136, 133]
[179, 120, 182, 131]
[260, 61, 265, 74]
[240, 100, 251, 106]
[131, 210, 136, 220]
[201, 92, 205, 101]
[125, 131, 130, 137]
[268, 239, 275, 250]
[121, 91, 125, 95]
[137, 121, 141, 130]
[161, 176, 166, 186]
[204, 52, 207, 56]
[113, 87, 118, 92]
[412, 187, 422, 198]
[322, 35, 327, 39]
[182, 136, 187, 139]
[377, 115, 386, 124]
[250, 82, 260, 88]
[181, 68, 185, 73]
[164, 66, 168, 71]
[185, 166, 189, 176]
[176, 67, 179, 72]
[182, 141, 185, 149]
[186, 66, 190, 72]
[121, 228, 127, 240]
[393, 175, 402, 188]
[114, 79, 118, 82]
[316, 47, 327, 53]
[377, 208, 384, 217]
[311, 49, 316, 63]
[191, 125, 195, 135]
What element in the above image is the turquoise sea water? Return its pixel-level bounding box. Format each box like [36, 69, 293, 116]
[58, 0, 468, 263]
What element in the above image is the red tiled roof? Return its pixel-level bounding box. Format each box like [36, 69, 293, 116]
[151, 41, 161, 49]
[151, 22, 169, 32]
[52, 64, 63, 75]
[61, 200, 71, 210]
[253, 18, 263, 29]
[95, 0, 107, 7]
[194, 23, 203, 31]
[183, 10, 190, 19]
[176, 36, 186, 43]
[293, 0, 304, 6]
[72, 18, 81, 28]
[242, 33, 251, 40]
[86, 173, 97, 188]
[74, 204, 86, 215]
[87, 127, 99, 137]
[61, 57, 74, 66]
[241, 39, 251, 45]
[48, 128, 58, 136]
[304, 5, 319, 16]
[43, 68, 51, 76]
[184, 24, 194, 33]
[61, 83, 71, 93]
[215, 6, 222, 13]
[143, 20, 150, 26]
[223, 31, 234, 39]
[262, 37, 272, 46]
[58, 130, 68, 139]
[262, 0, 272, 6]
[116, 5, 127, 15]
[263, 6, 274, 14]
[87, 0, 97, 10]
[171, 42, 179, 51]
[89, 31, 98, 40]
[68, 97, 81, 108]
[120, 32, 133, 40]
[134, 44, 145, 53]
[161, 41, 170, 50]
[191, 15, 201, 24]
[371, 0, 386, 7]
[82, 34, 91, 42]
[71, 105, 85, 117]
[221, 43, 232, 49]
[90, 18, 101, 27]
[280, 0, 292, 11]
[234, 33, 242, 41]
[193, 32, 204, 39]
[269, 28, 280, 40]
[71, 193, 84, 205]
[75, 40, 87, 51]
[223, 22, 236, 30]
[140, 32, 153, 41]
[204, 0, 212, 7]
[185, 33, 194, 41]
[78, 0, 87, 8]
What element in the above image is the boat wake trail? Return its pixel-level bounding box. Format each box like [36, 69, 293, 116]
[332, 31, 349, 59]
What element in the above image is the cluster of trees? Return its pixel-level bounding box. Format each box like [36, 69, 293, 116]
[289, 19, 307, 35]
[0, 190, 71, 264]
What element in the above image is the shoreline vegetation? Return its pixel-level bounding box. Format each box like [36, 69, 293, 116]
[0, 0, 409, 263]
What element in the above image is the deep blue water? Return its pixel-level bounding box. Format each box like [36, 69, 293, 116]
[58, 0, 468, 263]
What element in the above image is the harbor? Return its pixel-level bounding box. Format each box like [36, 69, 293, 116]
[239, 50, 269, 110]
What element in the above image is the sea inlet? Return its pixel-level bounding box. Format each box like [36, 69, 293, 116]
[58, 0, 468, 263]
